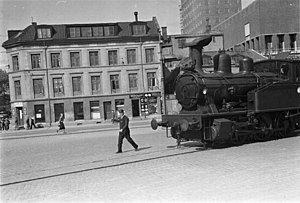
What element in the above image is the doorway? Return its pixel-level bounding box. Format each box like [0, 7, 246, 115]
[16, 107, 24, 126]
[103, 101, 112, 120]
[54, 103, 64, 122]
[132, 99, 140, 117]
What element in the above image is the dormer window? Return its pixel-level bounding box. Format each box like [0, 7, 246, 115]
[132, 25, 146, 35]
[68, 25, 117, 38]
[37, 28, 51, 39]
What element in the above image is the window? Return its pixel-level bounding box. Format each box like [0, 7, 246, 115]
[31, 54, 41, 69]
[91, 76, 101, 94]
[72, 76, 82, 95]
[89, 51, 99, 66]
[127, 49, 136, 64]
[34, 104, 45, 123]
[53, 78, 64, 97]
[104, 26, 115, 36]
[69, 27, 81, 38]
[132, 25, 146, 35]
[92, 27, 104, 37]
[81, 27, 92, 37]
[33, 79, 44, 98]
[14, 80, 21, 99]
[12, 55, 19, 71]
[147, 72, 157, 90]
[90, 101, 100, 119]
[110, 74, 120, 93]
[70, 52, 80, 67]
[74, 102, 84, 120]
[37, 28, 51, 38]
[108, 50, 118, 65]
[51, 53, 61, 68]
[128, 73, 138, 92]
[145, 48, 154, 63]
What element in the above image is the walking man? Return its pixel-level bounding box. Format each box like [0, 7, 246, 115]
[113, 109, 138, 153]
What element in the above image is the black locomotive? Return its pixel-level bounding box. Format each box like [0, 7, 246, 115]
[152, 35, 300, 147]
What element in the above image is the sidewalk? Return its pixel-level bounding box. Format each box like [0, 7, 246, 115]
[0, 115, 159, 140]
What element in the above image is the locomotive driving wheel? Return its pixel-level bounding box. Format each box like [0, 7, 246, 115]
[254, 113, 273, 142]
[274, 111, 290, 138]
[230, 131, 248, 146]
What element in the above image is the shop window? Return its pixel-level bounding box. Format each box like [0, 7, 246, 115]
[74, 102, 84, 120]
[115, 99, 124, 113]
[34, 104, 45, 123]
[90, 101, 100, 119]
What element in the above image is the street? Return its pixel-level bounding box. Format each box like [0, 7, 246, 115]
[1, 125, 300, 202]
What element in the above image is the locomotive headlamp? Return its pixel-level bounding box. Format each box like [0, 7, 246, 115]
[297, 87, 300, 94]
[202, 87, 208, 95]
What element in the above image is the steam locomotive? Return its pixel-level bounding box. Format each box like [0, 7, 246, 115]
[151, 35, 300, 147]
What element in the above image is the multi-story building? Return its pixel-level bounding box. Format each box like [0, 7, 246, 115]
[212, 0, 300, 58]
[2, 13, 163, 126]
[180, 0, 241, 34]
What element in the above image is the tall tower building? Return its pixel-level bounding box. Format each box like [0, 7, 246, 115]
[180, 0, 241, 34]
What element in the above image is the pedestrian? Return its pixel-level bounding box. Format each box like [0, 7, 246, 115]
[57, 113, 66, 134]
[4, 117, 10, 131]
[26, 116, 30, 130]
[111, 110, 116, 123]
[14, 117, 18, 130]
[1, 118, 4, 131]
[112, 109, 138, 153]
[30, 116, 36, 129]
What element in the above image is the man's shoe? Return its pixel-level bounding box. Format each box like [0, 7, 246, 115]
[116, 151, 122, 154]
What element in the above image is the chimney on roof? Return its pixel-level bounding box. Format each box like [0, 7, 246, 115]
[134, 11, 138, 22]
[32, 22, 37, 26]
[162, 27, 167, 41]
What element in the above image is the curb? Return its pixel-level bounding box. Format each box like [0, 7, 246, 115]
[0, 124, 150, 140]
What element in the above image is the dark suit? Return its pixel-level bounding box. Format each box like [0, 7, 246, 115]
[114, 115, 138, 152]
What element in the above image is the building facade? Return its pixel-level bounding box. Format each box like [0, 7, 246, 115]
[180, 0, 241, 34]
[212, 0, 300, 58]
[2, 14, 163, 126]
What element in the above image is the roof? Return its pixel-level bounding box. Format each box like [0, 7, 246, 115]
[2, 20, 160, 49]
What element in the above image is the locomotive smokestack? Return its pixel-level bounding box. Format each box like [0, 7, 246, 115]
[185, 35, 212, 72]
[134, 11, 138, 21]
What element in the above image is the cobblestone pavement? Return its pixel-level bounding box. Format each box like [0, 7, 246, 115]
[1, 133, 299, 202]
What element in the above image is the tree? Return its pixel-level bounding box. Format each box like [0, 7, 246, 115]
[0, 69, 10, 114]
[0, 69, 9, 95]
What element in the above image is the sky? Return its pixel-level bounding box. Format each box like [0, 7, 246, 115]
[0, 0, 255, 68]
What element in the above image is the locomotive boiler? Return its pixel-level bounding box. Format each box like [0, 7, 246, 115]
[152, 35, 300, 147]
